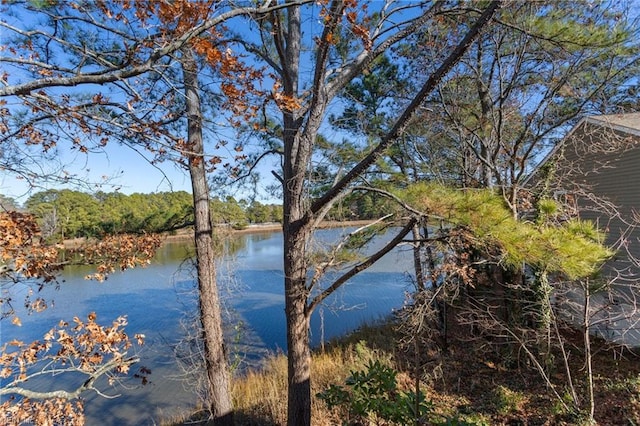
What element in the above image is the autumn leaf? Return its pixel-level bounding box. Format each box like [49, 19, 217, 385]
[272, 81, 302, 112]
[134, 333, 145, 345]
[0, 367, 12, 378]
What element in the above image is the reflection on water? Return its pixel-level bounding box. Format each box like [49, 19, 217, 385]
[2, 227, 414, 425]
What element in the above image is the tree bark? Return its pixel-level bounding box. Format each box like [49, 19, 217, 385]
[413, 224, 426, 291]
[283, 130, 313, 425]
[284, 267, 312, 426]
[583, 284, 595, 422]
[271, 3, 317, 423]
[182, 49, 233, 425]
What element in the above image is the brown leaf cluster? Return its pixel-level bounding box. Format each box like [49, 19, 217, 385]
[1, 398, 84, 426]
[344, 0, 372, 51]
[317, 0, 372, 51]
[1, 313, 139, 384]
[70, 233, 162, 282]
[1, 313, 145, 424]
[0, 211, 62, 283]
[272, 81, 302, 113]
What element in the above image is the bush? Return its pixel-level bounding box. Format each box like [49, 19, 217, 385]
[317, 359, 432, 425]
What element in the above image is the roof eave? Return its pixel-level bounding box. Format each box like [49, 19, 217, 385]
[585, 115, 640, 138]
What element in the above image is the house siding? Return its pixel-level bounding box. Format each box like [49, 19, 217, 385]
[530, 118, 640, 276]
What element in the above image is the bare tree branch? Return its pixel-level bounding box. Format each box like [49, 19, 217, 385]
[0, 0, 313, 97]
[311, 1, 503, 214]
[0, 356, 139, 401]
[307, 217, 417, 314]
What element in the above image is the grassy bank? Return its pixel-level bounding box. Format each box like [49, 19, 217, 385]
[162, 322, 402, 426]
[165, 318, 640, 425]
[231, 321, 402, 426]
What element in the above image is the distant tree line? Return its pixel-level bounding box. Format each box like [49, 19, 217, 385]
[8, 188, 382, 241]
[11, 189, 283, 240]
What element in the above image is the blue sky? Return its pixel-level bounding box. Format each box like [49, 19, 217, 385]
[1, 142, 192, 203]
[1, 141, 282, 204]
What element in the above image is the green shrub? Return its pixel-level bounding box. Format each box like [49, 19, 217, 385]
[317, 359, 432, 425]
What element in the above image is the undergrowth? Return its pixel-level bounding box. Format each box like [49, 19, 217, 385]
[164, 320, 640, 425]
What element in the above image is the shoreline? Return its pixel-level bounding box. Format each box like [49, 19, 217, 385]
[63, 220, 377, 248]
[161, 220, 378, 243]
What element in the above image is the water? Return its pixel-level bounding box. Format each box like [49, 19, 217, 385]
[1, 228, 415, 425]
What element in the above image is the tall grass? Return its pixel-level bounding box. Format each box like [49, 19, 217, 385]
[232, 340, 395, 425]
[160, 321, 400, 425]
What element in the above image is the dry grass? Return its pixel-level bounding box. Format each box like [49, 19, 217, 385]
[164, 320, 640, 425]
[232, 342, 393, 425]
[159, 322, 399, 425]
[230, 320, 400, 425]
[231, 355, 288, 425]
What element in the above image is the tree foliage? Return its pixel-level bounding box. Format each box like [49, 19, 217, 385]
[25, 190, 101, 239]
[398, 183, 613, 279]
[25, 190, 193, 238]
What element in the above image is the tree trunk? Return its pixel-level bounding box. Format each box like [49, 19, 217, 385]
[274, 4, 502, 425]
[182, 49, 233, 425]
[284, 268, 312, 426]
[277, 4, 314, 420]
[412, 223, 426, 291]
[283, 145, 313, 426]
[583, 284, 595, 422]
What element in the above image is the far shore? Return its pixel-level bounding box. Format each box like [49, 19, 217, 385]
[62, 220, 377, 249]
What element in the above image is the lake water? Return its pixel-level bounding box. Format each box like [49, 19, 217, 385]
[1, 228, 415, 425]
